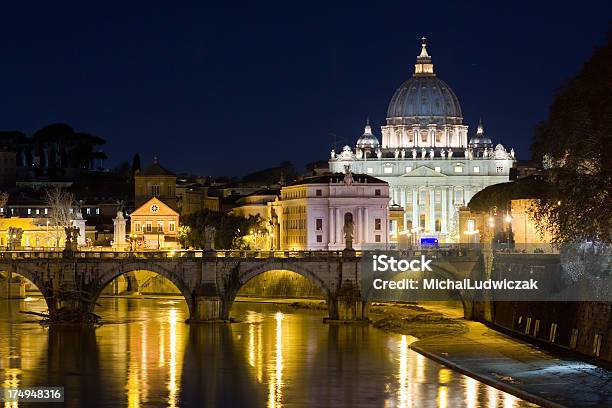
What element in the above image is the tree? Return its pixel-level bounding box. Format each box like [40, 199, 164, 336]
[530, 32, 612, 243]
[180, 209, 263, 250]
[45, 187, 76, 248]
[0, 192, 8, 215]
[131, 153, 141, 174]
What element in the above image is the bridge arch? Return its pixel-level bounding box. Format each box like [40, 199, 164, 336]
[0, 266, 52, 309]
[225, 263, 334, 318]
[91, 263, 192, 315]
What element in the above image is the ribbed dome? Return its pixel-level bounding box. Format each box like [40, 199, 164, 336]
[386, 39, 463, 126]
[468, 119, 493, 148]
[356, 120, 380, 149]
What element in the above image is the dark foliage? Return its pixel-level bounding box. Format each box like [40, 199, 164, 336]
[468, 175, 552, 213]
[530, 32, 612, 243]
[180, 209, 263, 250]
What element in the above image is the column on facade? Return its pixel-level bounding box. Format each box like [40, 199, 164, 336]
[448, 187, 456, 229]
[411, 187, 418, 230]
[335, 208, 342, 244]
[328, 207, 335, 245]
[359, 208, 367, 244]
[428, 187, 435, 233]
[355, 207, 361, 244]
[441, 186, 448, 234]
[363, 207, 369, 243]
[399, 186, 407, 230]
[464, 186, 472, 206]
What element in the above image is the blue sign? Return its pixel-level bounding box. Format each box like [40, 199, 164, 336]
[420, 237, 439, 247]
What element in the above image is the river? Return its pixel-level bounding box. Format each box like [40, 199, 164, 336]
[0, 297, 536, 407]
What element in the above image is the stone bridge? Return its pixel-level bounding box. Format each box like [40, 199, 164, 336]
[0, 249, 483, 322]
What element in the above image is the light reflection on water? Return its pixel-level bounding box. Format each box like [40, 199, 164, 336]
[0, 297, 537, 407]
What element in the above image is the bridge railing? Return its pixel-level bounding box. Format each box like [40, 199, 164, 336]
[0, 247, 521, 260]
[0, 249, 354, 260]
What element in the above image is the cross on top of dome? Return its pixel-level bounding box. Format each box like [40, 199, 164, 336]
[414, 36, 434, 76]
[419, 37, 430, 58]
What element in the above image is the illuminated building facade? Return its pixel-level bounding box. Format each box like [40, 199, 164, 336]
[329, 39, 516, 243]
[130, 197, 180, 249]
[269, 170, 389, 250]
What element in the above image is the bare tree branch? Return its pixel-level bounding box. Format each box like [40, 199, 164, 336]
[44, 187, 76, 248]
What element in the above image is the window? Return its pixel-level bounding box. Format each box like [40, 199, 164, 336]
[549, 323, 558, 343]
[44, 208, 48, 215]
[534, 320, 540, 337]
[169, 222, 176, 232]
[374, 189, 381, 196]
[593, 334, 602, 356]
[454, 166, 463, 173]
[570, 329, 579, 349]
[146, 222, 152, 232]
[389, 220, 397, 236]
[96, 208, 100, 215]
[157, 221, 164, 232]
[467, 219, 476, 233]
[367, 167, 373, 174]
[315, 189, 322, 196]
[525, 317, 531, 335]
[375, 234, 381, 243]
[152, 184, 161, 196]
[27, 208, 31, 215]
[405, 166, 412, 173]
[473, 166, 480, 173]
[315, 218, 323, 231]
[35, 209, 40, 215]
[86, 208, 91, 215]
[434, 166, 441, 172]
[135, 223, 141, 232]
[316, 235, 322, 243]
[496, 166, 504, 173]
[383, 167, 393, 174]
[375, 218, 381, 230]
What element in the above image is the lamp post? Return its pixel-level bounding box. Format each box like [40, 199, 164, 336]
[504, 213, 512, 251]
[410, 226, 422, 248]
[464, 218, 479, 250]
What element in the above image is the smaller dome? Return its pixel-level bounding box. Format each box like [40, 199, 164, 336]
[356, 119, 380, 149]
[468, 119, 493, 148]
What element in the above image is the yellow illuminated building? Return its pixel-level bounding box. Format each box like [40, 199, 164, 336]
[135, 158, 177, 210]
[130, 197, 180, 249]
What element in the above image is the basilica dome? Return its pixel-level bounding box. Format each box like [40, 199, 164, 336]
[356, 120, 380, 149]
[386, 40, 462, 126]
[468, 119, 492, 148]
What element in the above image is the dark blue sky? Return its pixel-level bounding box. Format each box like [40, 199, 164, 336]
[1, 1, 610, 176]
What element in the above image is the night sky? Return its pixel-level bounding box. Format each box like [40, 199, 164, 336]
[0, 1, 610, 177]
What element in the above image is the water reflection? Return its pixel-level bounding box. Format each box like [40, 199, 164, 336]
[0, 298, 537, 407]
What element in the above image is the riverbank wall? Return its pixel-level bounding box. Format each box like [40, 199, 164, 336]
[473, 253, 611, 363]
